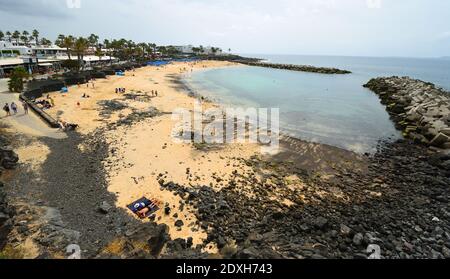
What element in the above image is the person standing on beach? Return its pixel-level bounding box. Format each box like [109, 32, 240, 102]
[22, 102, 29, 114]
[3, 103, 11, 116]
[155, 91, 158, 97]
[11, 102, 18, 115]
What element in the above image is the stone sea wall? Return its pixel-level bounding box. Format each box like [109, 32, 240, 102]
[236, 61, 352, 74]
[364, 77, 450, 149]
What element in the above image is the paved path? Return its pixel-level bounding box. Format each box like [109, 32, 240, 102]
[0, 88, 66, 139]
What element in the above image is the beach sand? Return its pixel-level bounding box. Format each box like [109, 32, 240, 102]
[6, 60, 367, 256]
[40, 60, 260, 248]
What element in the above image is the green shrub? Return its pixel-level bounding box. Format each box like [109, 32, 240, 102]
[8, 66, 29, 93]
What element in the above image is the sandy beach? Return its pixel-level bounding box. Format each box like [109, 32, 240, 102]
[22, 60, 262, 250]
[1, 60, 449, 260]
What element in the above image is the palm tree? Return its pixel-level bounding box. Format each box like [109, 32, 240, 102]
[6, 31, 12, 42]
[192, 47, 200, 55]
[103, 39, 113, 64]
[88, 34, 99, 48]
[73, 37, 89, 71]
[137, 43, 148, 60]
[32, 29, 39, 45]
[55, 34, 66, 47]
[62, 36, 75, 60]
[95, 47, 104, 62]
[20, 35, 29, 45]
[150, 43, 157, 56]
[22, 31, 29, 44]
[157, 46, 167, 57]
[40, 38, 52, 46]
[12, 31, 20, 44]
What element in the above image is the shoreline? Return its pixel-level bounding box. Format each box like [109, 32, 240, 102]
[1, 61, 449, 259]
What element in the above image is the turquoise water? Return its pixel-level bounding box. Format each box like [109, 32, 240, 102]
[183, 55, 450, 153]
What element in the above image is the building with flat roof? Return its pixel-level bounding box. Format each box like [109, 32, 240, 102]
[0, 41, 118, 77]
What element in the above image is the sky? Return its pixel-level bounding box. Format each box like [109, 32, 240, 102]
[0, 0, 449, 57]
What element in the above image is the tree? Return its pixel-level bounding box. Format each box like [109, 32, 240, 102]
[157, 46, 167, 56]
[12, 31, 20, 44]
[8, 67, 29, 93]
[95, 47, 104, 62]
[40, 38, 52, 46]
[32, 29, 39, 45]
[62, 35, 75, 60]
[103, 39, 113, 64]
[73, 37, 89, 71]
[61, 59, 80, 72]
[55, 34, 66, 47]
[5, 31, 11, 42]
[20, 35, 29, 45]
[192, 47, 200, 55]
[22, 31, 29, 44]
[88, 34, 99, 48]
[0, 31, 4, 41]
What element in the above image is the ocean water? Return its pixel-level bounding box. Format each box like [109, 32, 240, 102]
[182, 55, 450, 154]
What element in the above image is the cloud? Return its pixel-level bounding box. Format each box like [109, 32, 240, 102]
[0, 0, 71, 18]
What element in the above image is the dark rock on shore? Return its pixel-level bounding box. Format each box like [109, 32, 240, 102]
[158, 139, 449, 259]
[0, 140, 17, 252]
[364, 77, 450, 150]
[0, 182, 13, 251]
[0, 147, 19, 170]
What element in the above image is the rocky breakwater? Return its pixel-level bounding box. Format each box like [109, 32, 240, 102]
[0, 143, 19, 250]
[364, 77, 450, 149]
[237, 61, 352, 74]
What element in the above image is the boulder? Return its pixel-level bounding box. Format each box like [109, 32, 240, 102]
[430, 133, 450, 147]
[0, 147, 19, 169]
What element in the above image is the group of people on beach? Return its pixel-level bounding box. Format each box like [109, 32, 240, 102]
[77, 81, 95, 89]
[32, 94, 55, 110]
[3, 101, 28, 117]
[115, 88, 126, 94]
[150, 90, 158, 97]
[58, 120, 79, 132]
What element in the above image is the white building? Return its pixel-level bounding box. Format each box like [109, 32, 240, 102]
[174, 45, 195, 54]
[0, 40, 118, 77]
[173, 45, 223, 55]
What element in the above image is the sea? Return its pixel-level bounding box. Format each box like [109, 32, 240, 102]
[182, 55, 450, 154]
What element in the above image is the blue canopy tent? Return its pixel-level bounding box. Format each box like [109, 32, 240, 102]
[147, 61, 171, 66]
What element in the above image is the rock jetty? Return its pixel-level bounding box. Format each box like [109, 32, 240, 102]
[237, 61, 352, 74]
[364, 77, 450, 149]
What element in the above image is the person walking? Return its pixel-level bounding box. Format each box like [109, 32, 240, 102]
[3, 103, 11, 116]
[11, 102, 18, 115]
[22, 101, 29, 114]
